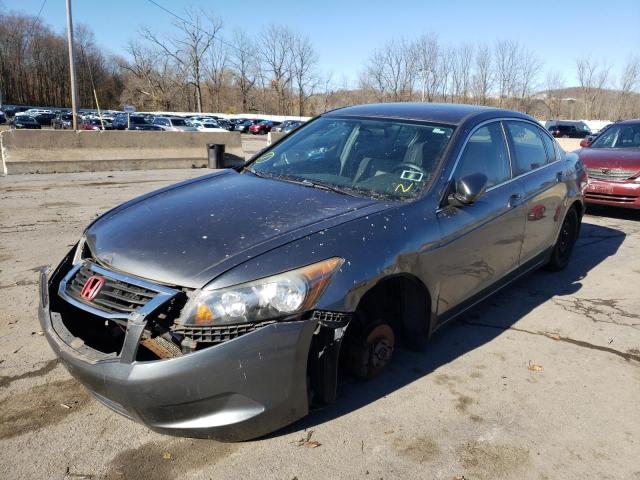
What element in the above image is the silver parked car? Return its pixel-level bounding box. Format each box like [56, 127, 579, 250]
[152, 116, 198, 132]
[40, 104, 585, 441]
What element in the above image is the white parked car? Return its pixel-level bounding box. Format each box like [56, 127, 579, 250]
[190, 120, 228, 133]
[153, 116, 199, 132]
[16, 108, 52, 117]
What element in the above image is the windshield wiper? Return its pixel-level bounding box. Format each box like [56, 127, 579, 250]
[245, 167, 270, 178]
[245, 169, 359, 197]
[282, 176, 358, 197]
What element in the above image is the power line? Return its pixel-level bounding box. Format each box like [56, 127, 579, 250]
[24, 0, 47, 49]
[143, 0, 358, 92]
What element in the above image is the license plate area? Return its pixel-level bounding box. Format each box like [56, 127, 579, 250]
[587, 182, 614, 194]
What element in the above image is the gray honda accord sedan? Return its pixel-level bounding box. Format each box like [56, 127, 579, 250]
[40, 103, 586, 441]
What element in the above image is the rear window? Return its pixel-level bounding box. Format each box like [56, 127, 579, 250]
[591, 124, 640, 148]
[539, 130, 557, 163]
[506, 121, 548, 174]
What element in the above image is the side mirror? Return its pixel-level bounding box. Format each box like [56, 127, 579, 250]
[448, 173, 488, 207]
[579, 138, 591, 148]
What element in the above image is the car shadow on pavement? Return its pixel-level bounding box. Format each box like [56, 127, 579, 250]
[277, 220, 626, 436]
[585, 204, 640, 222]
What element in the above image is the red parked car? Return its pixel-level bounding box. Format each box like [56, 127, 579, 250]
[579, 119, 640, 209]
[248, 120, 281, 135]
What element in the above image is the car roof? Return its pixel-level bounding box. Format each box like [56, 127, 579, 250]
[615, 119, 640, 126]
[324, 102, 527, 125]
[548, 120, 585, 125]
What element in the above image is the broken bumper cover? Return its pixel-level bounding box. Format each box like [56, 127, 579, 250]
[38, 270, 317, 441]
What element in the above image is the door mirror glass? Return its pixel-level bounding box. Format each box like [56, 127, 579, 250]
[449, 173, 488, 206]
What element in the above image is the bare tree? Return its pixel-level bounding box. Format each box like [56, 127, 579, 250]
[229, 29, 257, 113]
[362, 38, 416, 102]
[414, 33, 440, 102]
[291, 34, 318, 116]
[140, 9, 222, 113]
[615, 56, 640, 119]
[471, 43, 492, 105]
[205, 36, 228, 112]
[543, 69, 566, 119]
[259, 24, 295, 115]
[451, 43, 474, 102]
[576, 57, 609, 119]
[515, 47, 542, 112]
[121, 41, 182, 110]
[494, 40, 520, 107]
[437, 46, 454, 102]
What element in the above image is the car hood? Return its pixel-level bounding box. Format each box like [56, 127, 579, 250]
[578, 148, 640, 171]
[85, 170, 383, 288]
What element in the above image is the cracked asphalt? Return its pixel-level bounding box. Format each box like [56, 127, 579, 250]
[0, 170, 639, 480]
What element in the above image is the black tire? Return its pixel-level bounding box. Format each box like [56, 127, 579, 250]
[546, 207, 579, 271]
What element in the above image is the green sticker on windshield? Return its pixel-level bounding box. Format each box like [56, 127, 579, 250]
[256, 151, 275, 163]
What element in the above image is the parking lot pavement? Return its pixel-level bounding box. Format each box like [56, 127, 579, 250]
[241, 133, 269, 157]
[0, 170, 639, 480]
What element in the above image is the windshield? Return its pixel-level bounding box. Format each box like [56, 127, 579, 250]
[591, 124, 640, 149]
[248, 117, 454, 200]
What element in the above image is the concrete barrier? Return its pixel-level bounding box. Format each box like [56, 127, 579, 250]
[267, 131, 287, 145]
[0, 130, 244, 175]
[556, 138, 582, 152]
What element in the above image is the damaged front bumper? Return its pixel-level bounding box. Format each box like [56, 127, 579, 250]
[38, 268, 318, 441]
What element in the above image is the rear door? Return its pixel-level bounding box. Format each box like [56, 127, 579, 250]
[435, 121, 526, 318]
[504, 120, 567, 264]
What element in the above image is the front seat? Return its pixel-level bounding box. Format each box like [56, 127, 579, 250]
[402, 131, 447, 173]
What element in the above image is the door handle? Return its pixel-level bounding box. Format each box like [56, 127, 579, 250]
[508, 193, 522, 208]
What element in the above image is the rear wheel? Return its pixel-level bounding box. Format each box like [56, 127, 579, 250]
[546, 207, 579, 271]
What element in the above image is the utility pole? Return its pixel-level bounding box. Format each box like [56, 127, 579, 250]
[65, 0, 78, 130]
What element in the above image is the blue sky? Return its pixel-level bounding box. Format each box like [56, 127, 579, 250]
[10, 0, 640, 88]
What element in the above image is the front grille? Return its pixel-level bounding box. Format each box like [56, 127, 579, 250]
[587, 168, 637, 181]
[312, 310, 351, 326]
[585, 192, 638, 203]
[171, 321, 275, 345]
[67, 263, 158, 314]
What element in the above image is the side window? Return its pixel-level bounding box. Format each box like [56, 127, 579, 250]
[539, 128, 557, 163]
[505, 121, 547, 175]
[455, 122, 511, 188]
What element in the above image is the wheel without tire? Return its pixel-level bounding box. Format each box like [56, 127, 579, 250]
[546, 207, 579, 271]
[345, 323, 395, 380]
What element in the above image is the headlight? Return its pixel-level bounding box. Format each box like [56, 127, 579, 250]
[177, 257, 343, 326]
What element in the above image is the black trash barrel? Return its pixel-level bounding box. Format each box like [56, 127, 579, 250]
[207, 143, 225, 168]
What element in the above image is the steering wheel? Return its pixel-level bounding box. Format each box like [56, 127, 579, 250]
[391, 162, 427, 178]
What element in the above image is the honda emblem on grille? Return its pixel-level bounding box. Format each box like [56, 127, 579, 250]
[80, 275, 105, 301]
[601, 168, 611, 175]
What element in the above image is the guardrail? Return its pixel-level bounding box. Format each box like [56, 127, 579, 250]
[0, 130, 244, 175]
[267, 131, 286, 145]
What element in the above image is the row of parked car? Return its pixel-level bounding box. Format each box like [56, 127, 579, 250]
[543, 120, 605, 139]
[2, 105, 306, 134]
